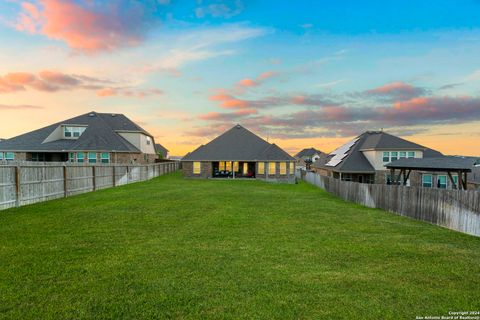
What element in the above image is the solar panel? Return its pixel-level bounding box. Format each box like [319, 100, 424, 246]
[325, 138, 359, 167]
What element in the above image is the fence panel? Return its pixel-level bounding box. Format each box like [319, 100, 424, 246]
[19, 166, 65, 206]
[302, 171, 480, 237]
[0, 161, 179, 210]
[0, 166, 16, 210]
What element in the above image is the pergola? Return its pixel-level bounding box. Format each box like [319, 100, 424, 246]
[385, 157, 474, 190]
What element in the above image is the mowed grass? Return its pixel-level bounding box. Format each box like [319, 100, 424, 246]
[1, 172, 480, 319]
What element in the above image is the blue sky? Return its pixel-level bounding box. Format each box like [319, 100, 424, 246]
[0, 0, 479, 155]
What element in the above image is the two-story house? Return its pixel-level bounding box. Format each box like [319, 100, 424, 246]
[312, 131, 444, 186]
[0, 111, 159, 164]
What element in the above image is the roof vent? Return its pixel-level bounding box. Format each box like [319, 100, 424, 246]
[236, 124, 241, 129]
[88, 113, 95, 117]
[111, 114, 116, 117]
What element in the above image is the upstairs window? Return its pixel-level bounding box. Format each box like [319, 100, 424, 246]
[64, 126, 86, 138]
[0, 152, 3, 161]
[383, 152, 390, 162]
[146, 136, 152, 145]
[407, 151, 415, 158]
[399, 151, 406, 159]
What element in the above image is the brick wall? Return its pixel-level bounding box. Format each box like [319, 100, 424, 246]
[182, 161, 212, 178]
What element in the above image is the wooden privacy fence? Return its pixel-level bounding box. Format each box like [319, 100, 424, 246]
[0, 162, 179, 210]
[300, 171, 480, 237]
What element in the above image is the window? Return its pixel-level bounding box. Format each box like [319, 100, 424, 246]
[243, 163, 248, 174]
[258, 162, 265, 174]
[407, 151, 415, 158]
[64, 126, 72, 137]
[225, 161, 232, 171]
[453, 175, 459, 189]
[0, 152, 3, 161]
[5, 152, 14, 161]
[77, 152, 84, 163]
[399, 151, 406, 159]
[290, 162, 295, 173]
[268, 162, 276, 175]
[219, 161, 225, 171]
[279, 162, 287, 175]
[437, 175, 447, 189]
[101, 153, 109, 164]
[146, 136, 151, 145]
[391, 152, 398, 160]
[233, 161, 239, 172]
[193, 162, 201, 174]
[64, 126, 86, 138]
[383, 152, 390, 162]
[422, 174, 433, 188]
[88, 152, 97, 163]
[69, 152, 75, 162]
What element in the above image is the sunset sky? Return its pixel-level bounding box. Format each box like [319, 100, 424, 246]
[1, 0, 480, 156]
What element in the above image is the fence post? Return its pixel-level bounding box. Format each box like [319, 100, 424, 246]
[92, 166, 96, 191]
[146, 165, 149, 181]
[63, 165, 67, 197]
[112, 165, 116, 187]
[15, 166, 20, 207]
[126, 166, 129, 184]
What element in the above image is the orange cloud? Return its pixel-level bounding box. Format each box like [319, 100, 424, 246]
[237, 78, 258, 87]
[15, 0, 153, 53]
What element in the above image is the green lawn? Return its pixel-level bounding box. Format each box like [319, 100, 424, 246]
[1, 172, 479, 319]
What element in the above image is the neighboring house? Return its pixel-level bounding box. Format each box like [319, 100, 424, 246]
[0, 111, 158, 164]
[155, 143, 169, 159]
[181, 124, 296, 183]
[295, 148, 327, 170]
[312, 130, 445, 186]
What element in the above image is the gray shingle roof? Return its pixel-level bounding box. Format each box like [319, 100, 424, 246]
[360, 131, 426, 150]
[295, 148, 325, 158]
[155, 143, 169, 158]
[386, 157, 475, 171]
[182, 125, 295, 161]
[0, 111, 152, 153]
[312, 131, 444, 173]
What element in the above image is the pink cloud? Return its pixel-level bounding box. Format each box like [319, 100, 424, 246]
[366, 81, 426, 101]
[96, 87, 163, 98]
[15, 0, 154, 53]
[256, 71, 278, 81]
[0, 70, 162, 98]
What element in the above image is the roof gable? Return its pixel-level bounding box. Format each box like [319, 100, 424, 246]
[182, 125, 295, 161]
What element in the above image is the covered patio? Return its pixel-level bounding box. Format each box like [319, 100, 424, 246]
[212, 161, 256, 179]
[386, 157, 474, 190]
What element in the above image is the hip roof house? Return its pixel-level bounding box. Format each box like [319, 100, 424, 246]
[181, 124, 296, 183]
[0, 111, 159, 164]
